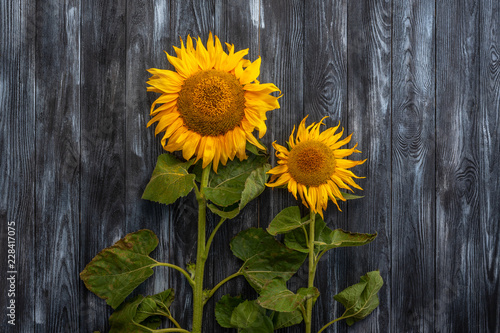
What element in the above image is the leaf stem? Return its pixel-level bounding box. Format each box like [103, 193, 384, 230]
[317, 316, 344, 333]
[157, 310, 183, 329]
[191, 164, 211, 333]
[153, 329, 191, 333]
[204, 217, 227, 259]
[305, 209, 316, 333]
[153, 262, 194, 287]
[204, 270, 243, 304]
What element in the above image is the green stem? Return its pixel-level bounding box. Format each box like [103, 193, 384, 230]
[317, 316, 344, 333]
[305, 210, 316, 333]
[204, 270, 243, 304]
[157, 310, 183, 330]
[153, 329, 191, 333]
[191, 164, 211, 333]
[204, 217, 227, 259]
[153, 262, 194, 287]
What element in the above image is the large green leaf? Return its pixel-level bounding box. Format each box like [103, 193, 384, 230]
[215, 295, 246, 328]
[230, 228, 307, 292]
[272, 310, 304, 329]
[108, 296, 149, 333]
[334, 270, 383, 326]
[203, 155, 268, 207]
[230, 300, 274, 333]
[134, 289, 175, 323]
[142, 154, 195, 205]
[246, 140, 267, 156]
[257, 279, 319, 313]
[109, 289, 175, 333]
[216, 294, 303, 331]
[80, 230, 159, 309]
[284, 215, 377, 255]
[266, 206, 307, 236]
[239, 163, 271, 210]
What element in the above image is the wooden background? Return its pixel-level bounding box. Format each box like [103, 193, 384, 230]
[1, 0, 499, 332]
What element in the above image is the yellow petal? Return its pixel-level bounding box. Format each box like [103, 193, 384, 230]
[239, 57, 261, 85]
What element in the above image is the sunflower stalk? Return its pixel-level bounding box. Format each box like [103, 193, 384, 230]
[305, 209, 317, 333]
[191, 164, 211, 333]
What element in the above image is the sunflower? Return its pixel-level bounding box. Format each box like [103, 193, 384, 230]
[146, 33, 280, 172]
[266, 116, 366, 217]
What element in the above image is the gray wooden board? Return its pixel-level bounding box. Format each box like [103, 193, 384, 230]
[32, 0, 81, 332]
[346, 0, 392, 332]
[0, 0, 498, 332]
[391, 0, 436, 332]
[303, 1, 349, 332]
[0, 1, 35, 332]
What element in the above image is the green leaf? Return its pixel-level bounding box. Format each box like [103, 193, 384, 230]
[80, 229, 159, 309]
[257, 279, 319, 313]
[272, 310, 304, 329]
[340, 192, 364, 200]
[267, 206, 307, 236]
[334, 270, 383, 326]
[215, 295, 246, 328]
[284, 215, 377, 255]
[134, 289, 175, 323]
[109, 289, 175, 333]
[283, 214, 325, 254]
[230, 228, 307, 292]
[207, 203, 240, 219]
[239, 164, 271, 210]
[203, 155, 268, 207]
[246, 140, 267, 156]
[142, 154, 195, 205]
[109, 296, 149, 333]
[230, 300, 274, 332]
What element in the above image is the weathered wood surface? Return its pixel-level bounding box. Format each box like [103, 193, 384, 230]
[1, 0, 499, 332]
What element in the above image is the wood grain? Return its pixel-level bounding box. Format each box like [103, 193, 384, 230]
[33, 0, 81, 331]
[205, 2, 263, 332]
[167, 1, 216, 330]
[124, 0, 177, 330]
[79, 1, 127, 332]
[346, 0, 392, 332]
[1, 1, 499, 332]
[0, 1, 35, 332]
[479, 1, 500, 331]
[303, 0, 349, 332]
[436, 0, 482, 332]
[391, 1, 436, 332]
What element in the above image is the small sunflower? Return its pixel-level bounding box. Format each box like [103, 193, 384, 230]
[266, 116, 366, 217]
[147, 33, 281, 172]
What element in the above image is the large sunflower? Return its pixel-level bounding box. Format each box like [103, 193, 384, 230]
[266, 116, 366, 217]
[147, 33, 280, 172]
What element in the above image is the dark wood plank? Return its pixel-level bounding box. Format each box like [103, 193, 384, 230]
[436, 0, 482, 331]
[259, 1, 304, 332]
[33, 0, 80, 331]
[479, 1, 500, 332]
[165, 1, 216, 329]
[79, 1, 127, 332]
[345, 0, 392, 332]
[126, 3, 200, 331]
[259, 0, 305, 231]
[391, 1, 436, 332]
[303, 1, 349, 332]
[204, 2, 262, 332]
[0, 1, 35, 332]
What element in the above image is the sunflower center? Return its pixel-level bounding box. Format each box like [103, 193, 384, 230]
[287, 140, 336, 186]
[177, 69, 246, 136]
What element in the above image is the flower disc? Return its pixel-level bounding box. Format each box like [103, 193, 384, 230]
[287, 140, 336, 187]
[266, 116, 366, 216]
[146, 33, 281, 172]
[177, 69, 245, 136]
